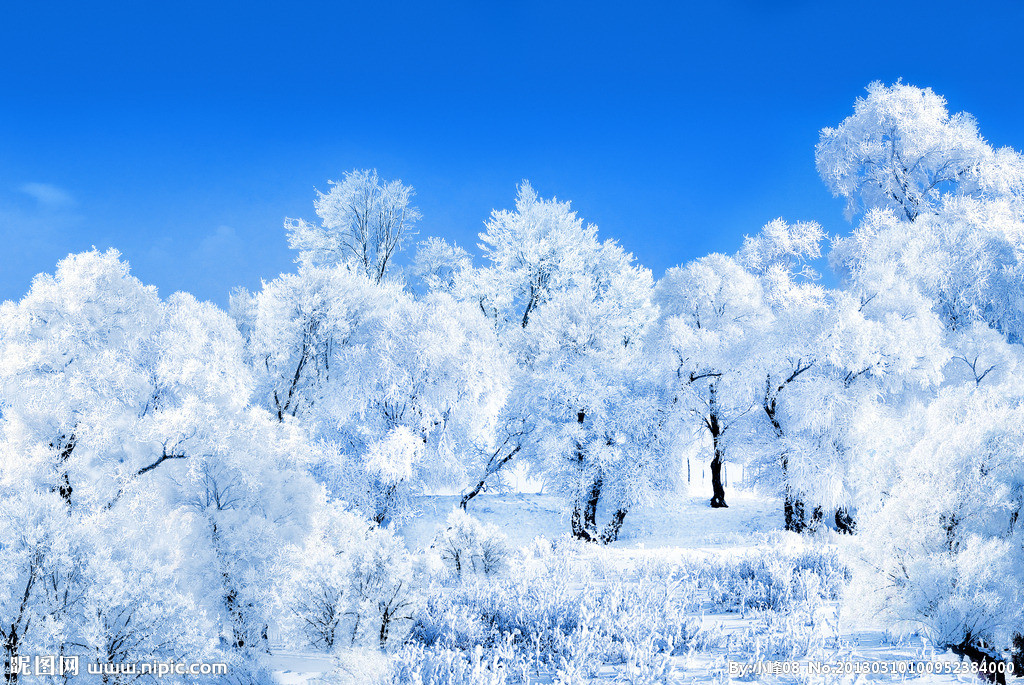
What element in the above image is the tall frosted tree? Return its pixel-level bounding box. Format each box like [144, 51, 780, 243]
[736, 218, 828, 528]
[816, 81, 993, 222]
[822, 85, 1024, 666]
[236, 192, 508, 526]
[450, 183, 667, 541]
[0, 249, 326, 674]
[656, 253, 770, 509]
[286, 169, 421, 283]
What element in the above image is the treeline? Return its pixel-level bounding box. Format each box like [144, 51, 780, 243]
[2, 82, 1024, 674]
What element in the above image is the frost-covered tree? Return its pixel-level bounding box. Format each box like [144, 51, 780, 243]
[832, 199, 1024, 344]
[412, 237, 472, 295]
[452, 183, 665, 541]
[282, 502, 422, 652]
[447, 182, 596, 506]
[0, 249, 326, 673]
[286, 169, 421, 282]
[848, 370, 1024, 660]
[431, 509, 509, 577]
[816, 81, 993, 222]
[822, 84, 1024, 665]
[525, 260, 662, 542]
[235, 245, 508, 527]
[656, 253, 770, 509]
[736, 219, 828, 528]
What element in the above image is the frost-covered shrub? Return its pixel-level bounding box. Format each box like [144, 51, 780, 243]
[282, 504, 370, 650]
[432, 509, 510, 578]
[390, 641, 523, 685]
[282, 503, 423, 652]
[403, 538, 703, 682]
[692, 546, 848, 613]
[318, 648, 392, 684]
[346, 525, 424, 649]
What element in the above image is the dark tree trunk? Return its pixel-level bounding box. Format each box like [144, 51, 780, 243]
[793, 498, 808, 533]
[599, 509, 628, 544]
[572, 501, 628, 544]
[763, 367, 815, 532]
[807, 506, 823, 532]
[768, 402, 804, 531]
[379, 610, 391, 649]
[707, 383, 728, 508]
[784, 492, 806, 532]
[571, 409, 597, 541]
[781, 452, 806, 532]
[950, 638, 1008, 684]
[567, 409, 625, 544]
[570, 474, 603, 543]
[570, 504, 594, 542]
[834, 507, 856, 534]
[584, 476, 602, 531]
[710, 451, 727, 508]
[459, 481, 485, 511]
[3, 631, 19, 684]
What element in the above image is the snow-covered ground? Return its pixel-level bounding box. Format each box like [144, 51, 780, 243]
[399, 491, 783, 552]
[270, 491, 1006, 684]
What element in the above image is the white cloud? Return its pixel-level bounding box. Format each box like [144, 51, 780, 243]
[195, 225, 241, 260]
[18, 182, 75, 209]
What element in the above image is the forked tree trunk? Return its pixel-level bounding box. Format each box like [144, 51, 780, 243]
[571, 474, 604, 542]
[572, 499, 629, 545]
[568, 409, 629, 544]
[570, 504, 591, 541]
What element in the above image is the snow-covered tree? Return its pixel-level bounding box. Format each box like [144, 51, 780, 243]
[821, 84, 1024, 664]
[656, 253, 770, 509]
[0, 249, 326, 673]
[412, 237, 472, 295]
[235, 244, 508, 527]
[848, 370, 1024, 659]
[431, 509, 509, 577]
[286, 169, 421, 282]
[452, 183, 666, 541]
[816, 81, 993, 222]
[736, 219, 830, 528]
[525, 259, 662, 542]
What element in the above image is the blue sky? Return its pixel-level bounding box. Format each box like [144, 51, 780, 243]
[2, 1, 1023, 305]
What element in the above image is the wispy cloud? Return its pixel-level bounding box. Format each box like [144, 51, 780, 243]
[18, 182, 75, 209]
[194, 225, 243, 263]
